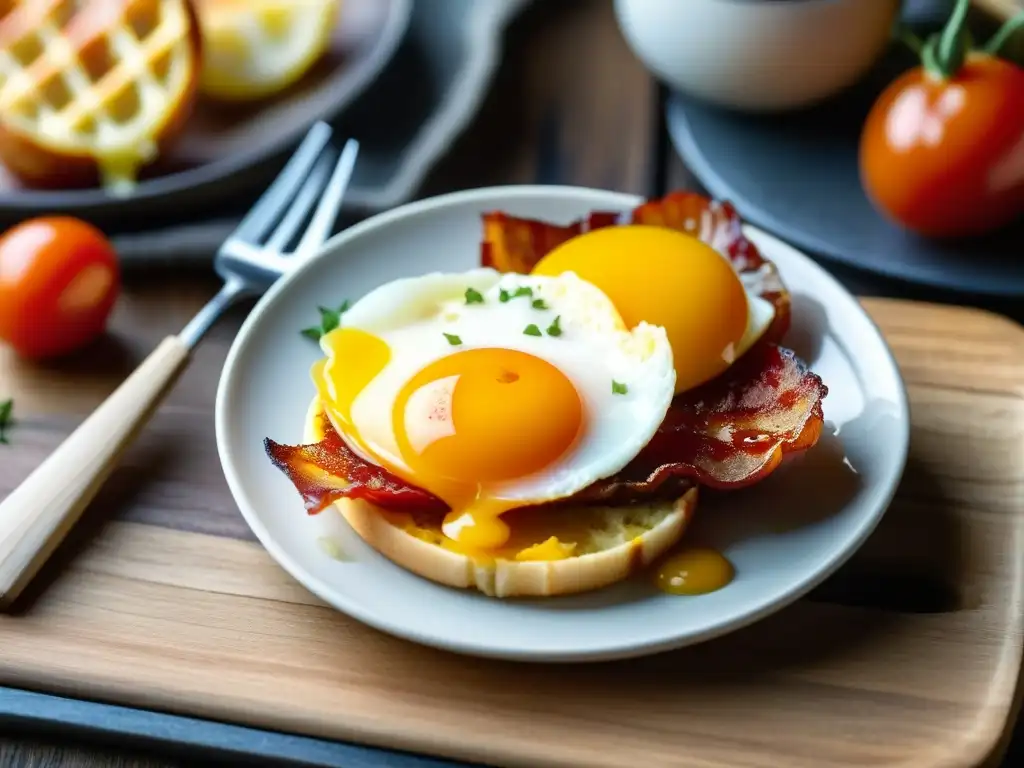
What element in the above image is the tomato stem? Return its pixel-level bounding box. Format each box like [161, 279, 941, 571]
[984, 12, 1024, 61]
[893, 20, 924, 56]
[929, 0, 972, 79]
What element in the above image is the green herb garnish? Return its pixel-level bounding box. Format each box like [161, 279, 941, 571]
[444, 333, 463, 346]
[546, 315, 562, 337]
[465, 287, 484, 305]
[612, 381, 628, 395]
[523, 324, 542, 337]
[531, 298, 548, 310]
[302, 300, 350, 341]
[499, 289, 511, 303]
[512, 286, 533, 299]
[0, 398, 12, 444]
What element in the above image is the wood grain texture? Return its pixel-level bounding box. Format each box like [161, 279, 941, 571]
[420, 0, 660, 198]
[0, 3, 663, 764]
[1, 295, 1023, 768]
[0, 335, 191, 608]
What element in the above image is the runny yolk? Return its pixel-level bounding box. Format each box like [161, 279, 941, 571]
[313, 332, 585, 552]
[654, 548, 735, 596]
[313, 327, 392, 459]
[531, 225, 749, 394]
[393, 348, 583, 550]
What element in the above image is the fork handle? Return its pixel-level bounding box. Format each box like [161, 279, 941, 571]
[0, 335, 190, 608]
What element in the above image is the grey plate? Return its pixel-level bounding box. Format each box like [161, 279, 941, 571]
[665, 47, 1024, 298]
[216, 185, 909, 663]
[0, 0, 411, 223]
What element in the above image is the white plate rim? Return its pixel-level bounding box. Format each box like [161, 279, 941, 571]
[214, 184, 911, 662]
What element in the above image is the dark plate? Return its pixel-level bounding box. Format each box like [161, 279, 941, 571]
[0, 0, 410, 226]
[664, 46, 1024, 298]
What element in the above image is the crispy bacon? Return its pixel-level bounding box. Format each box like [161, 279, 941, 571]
[265, 192, 828, 516]
[571, 345, 826, 504]
[482, 192, 791, 344]
[265, 348, 825, 515]
[264, 426, 447, 516]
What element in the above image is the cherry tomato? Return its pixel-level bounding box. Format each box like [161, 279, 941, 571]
[860, 56, 1024, 238]
[859, 0, 1024, 239]
[0, 217, 120, 359]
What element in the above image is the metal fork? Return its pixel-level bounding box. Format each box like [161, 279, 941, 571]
[0, 123, 359, 608]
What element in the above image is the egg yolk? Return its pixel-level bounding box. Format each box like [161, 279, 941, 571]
[531, 225, 749, 393]
[393, 348, 583, 549]
[314, 331, 585, 551]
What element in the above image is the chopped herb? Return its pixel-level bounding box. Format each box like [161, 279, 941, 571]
[612, 381, 628, 395]
[531, 298, 548, 310]
[523, 324, 543, 337]
[0, 398, 12, 444]
[444, 332, 463, 346]
[301, 300, 350, 341]
[512, 286, 533, 299]
[546, 315, 562, 337]
[499, 289, 511, 303]
[465, 287, 484, 304]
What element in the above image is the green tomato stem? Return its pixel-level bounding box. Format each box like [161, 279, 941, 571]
[984, 12, 1024, 60]
[931, 0, 972, 78]
[893, 21, 925, 56]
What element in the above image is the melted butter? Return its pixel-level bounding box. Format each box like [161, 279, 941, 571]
[655, 548, 734, 596]
[98, 151, 146, 197]
[316, 536, 347, 561]
[515, 536, 576, 561]
[441, 504, 512, 550]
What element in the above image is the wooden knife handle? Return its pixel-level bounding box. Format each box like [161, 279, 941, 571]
[0, 335, 190, 609]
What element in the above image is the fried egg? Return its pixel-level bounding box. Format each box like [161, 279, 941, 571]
[312, 268, 676, 551]
[531, 225, 776, 393]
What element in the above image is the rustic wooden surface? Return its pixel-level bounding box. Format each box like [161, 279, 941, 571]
[0, 0, 1022, 766]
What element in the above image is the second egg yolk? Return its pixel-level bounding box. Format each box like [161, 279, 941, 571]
[531, 225, 749, 393]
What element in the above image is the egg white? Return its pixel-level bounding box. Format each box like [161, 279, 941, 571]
[325, 268, 676, 506]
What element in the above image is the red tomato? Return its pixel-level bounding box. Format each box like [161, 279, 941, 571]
[860, 55, 1024, 239]
[0, 217, 120, 359]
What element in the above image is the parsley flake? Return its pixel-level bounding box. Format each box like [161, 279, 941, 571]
[444, 333, 463, 346]
[0, 398, 11, 444]
[301, 300, 350, 341]
[546, 315, 562, 337]
[612, 381, 628, 395]
[499, 289, 511, 303]
[523, 324, 543, 337]
[512, 286, 533, 299]
[465, 287, 484, 304]
[531, 298, 548, 310]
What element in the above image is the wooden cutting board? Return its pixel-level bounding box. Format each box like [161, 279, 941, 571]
[0, 289, 1023, 768]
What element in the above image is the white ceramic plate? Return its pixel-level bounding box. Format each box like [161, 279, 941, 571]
[215, 186, 910, 663]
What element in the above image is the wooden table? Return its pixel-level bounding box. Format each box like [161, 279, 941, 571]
[1, 1, 1021, 765]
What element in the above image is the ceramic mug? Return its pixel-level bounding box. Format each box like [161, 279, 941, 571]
[613, 0, 901, 112]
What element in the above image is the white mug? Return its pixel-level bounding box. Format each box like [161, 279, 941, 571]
[614, 0, 901, 112]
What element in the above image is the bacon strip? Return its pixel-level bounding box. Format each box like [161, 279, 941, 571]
[264, 426, 447, 516]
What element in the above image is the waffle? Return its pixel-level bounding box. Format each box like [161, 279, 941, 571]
[0, 0, 201, 192]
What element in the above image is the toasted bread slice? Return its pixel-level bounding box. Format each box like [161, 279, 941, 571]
[0, 0, 202, 191]
[304, 397, 697, 598]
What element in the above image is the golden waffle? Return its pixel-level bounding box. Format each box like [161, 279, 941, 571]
[0, 0, 201, 192]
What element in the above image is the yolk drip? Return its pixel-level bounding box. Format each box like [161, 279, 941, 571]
[313, 327, 392, 459]
[393, 348, 583, 549]
[314, 331, 585, 552]
[654, 548, 734, 595]
[531, 225, 749, 393]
